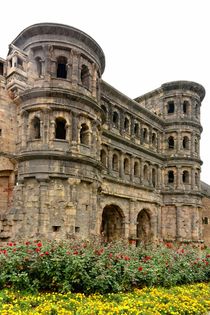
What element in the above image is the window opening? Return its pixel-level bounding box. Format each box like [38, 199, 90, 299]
[167, 101, 175, 114]
[0, 62, 3, 75]
[183, 101, 189, 114]
[112, 154, 119, 171]
[113, 111, 119, 127]
[134, 123, 139, 136]
[55, 118, 66, 140]
[134, 162, 139, 176]
[183, 136, 189, 150]
[32, 117, 41, 139]
[124, 117, 129, 132]
[168, 136, 174, 149]
[57, 56, 67, 79]
[100, 150, 107, 167]
[124, 158, 129, 175]
[168, 170, 174, 183]
[182, 170, 189, 183]
[80, 124, 89, 145]
[81, 64, 90, 89]
[35, 57, 42, 77]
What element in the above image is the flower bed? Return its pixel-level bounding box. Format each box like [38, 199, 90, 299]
[0, 282, 210, 314]
[0, 240, 210, 294]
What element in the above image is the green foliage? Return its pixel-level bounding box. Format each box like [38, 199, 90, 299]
[0, 240, 210, 294]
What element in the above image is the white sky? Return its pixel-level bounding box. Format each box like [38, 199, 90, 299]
[0, 0, 210, 184]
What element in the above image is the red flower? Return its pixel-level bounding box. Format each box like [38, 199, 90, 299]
[124, 256, 130, 261]
[138, 266, 143, 271]
[45, 251, 50, 255]
[73, 250, 79, 255]
[35, 248, 40, 252]
[166, 242, 173, 248]
[25, 241, 31, 246]
[37, 242, 42, 247]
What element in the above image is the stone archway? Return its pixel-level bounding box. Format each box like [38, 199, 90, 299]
[101, 205, 124, 242]
[137, 209, 152, 245]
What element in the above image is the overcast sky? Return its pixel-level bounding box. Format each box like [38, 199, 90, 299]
[1, 0, 210, 184]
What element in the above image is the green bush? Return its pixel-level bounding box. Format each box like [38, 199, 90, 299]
[0, 240, 210, 294]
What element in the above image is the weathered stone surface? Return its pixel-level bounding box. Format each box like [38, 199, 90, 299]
[0, 23, 209, 244]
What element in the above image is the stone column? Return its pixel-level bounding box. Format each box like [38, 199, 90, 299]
[176, 205, 182, 240]
[71, 50, 80, 87]
[130, 156, 134, 182]
[191, 167, 195, 190]
[129, 199, 137, 243]
[140, 160, 144, 184]
[108, 148, 113, 174]
[177, 131, 182, 153]
[71, 112, 78, 145]
[176, 166, 182, 189]
[120, 153, 124, 178]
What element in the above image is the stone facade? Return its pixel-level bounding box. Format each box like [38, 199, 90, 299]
[0, 23, 209, 244]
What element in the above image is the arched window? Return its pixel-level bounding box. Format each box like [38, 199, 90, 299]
[134, 161, 140, 177]
[112, 111, 119, 128]
[183, 170, 189, 183]
[56, 56, 67, 79]
[124, 158, 130, 175]
[168, 136, 175, 149]
[183, 136, 189, 150]
[55, 118, 66, 140]
[168, 170, 174, 183]
[152, 168, 156, 187]
[183, 101, 189, 114]
[167, 101, 175, 114]
[143, 165, 148, 181]
[35, 57, 42, 77]
[80, 123, 89, 145]
[100, 149, 107, 167]
[31, 117, 41, 139]
[112, 154, 119, 171]
[81, 64, 90, 89]
[195, 103, 199, 118]
[134, 123, 139, 137]
[124, 117, 129, 132]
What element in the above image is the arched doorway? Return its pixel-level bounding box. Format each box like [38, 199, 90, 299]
[101, 205, 124, 242]
[137, 209, 152, 245]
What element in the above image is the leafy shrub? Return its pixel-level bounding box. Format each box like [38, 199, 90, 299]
[0, 240, 210, 294]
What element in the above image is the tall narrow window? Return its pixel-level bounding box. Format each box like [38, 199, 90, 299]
[134, 123, 139, 137]
[57, 56, 67, 79]
[81, 64, 90, 89]
[152, 133, 157, 146]
[80, 123, 89, 145]
[113, 111, 119, 128]
[168, 170, 174, 183]
[100, 149, 107, 167]
[55, 118, 66, 140]
[143, 128, 148, 143]
[31, 117, 41, 139]
[152, 168, 156, 187]
[124, 158, 129, 175]
[143, 165, 148, 181]
[195, 172, 199, 186]
[168, 136, 175, 149]
[195, 139, 198, 153]
[124, 117, 129, 132]
[195, 103, 199, 118]
[0, 62, 3, 75]
[183, 170, 189, 183]
[134, 161, 140, 177]
[183, 101, 189, 114]
[167, 101, 175, 114]
[112, 154, 119, 171]
[35, 57, 42, 77]
[101, 105, 107, 122]
[183, 136, 189, 150]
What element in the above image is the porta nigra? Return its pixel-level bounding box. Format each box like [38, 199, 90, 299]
[0, 23, 210, 244]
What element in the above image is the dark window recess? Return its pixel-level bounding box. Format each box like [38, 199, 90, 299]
[113, 111, 119, 126]
[32, 117, 41, 139]
[57, 57, 67, 79]
[168, 171, 174, 183]
[134, 123, 139, 136]
[168, 136, 175, 149]
[183, 101, 189, 114]
[35, 57, 42, 77]
[202, 217, 209, 225]
[80, 124, 89, 145]
[75, 226, 80, 233]
[183, 136, 189, 149]
[81, 64, 90, 89]
[100, 149, 107, 166]
[152, 169, 156, 187]
[52, 226, 61, 232]
[124, 117, 129, 131]
[55, 118, 66, 139]
[167, 101, 175, 114]
[182, 171, 189, 183]
[134, 162, 139, 176]
[112, 154, 118, 171]
[0, 129, 2, 136]
[0, 62, 3, 75]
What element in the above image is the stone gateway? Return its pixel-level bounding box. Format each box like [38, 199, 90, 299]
[0, 23, 210, 244]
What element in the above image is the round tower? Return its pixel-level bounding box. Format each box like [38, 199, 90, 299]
[161, 81, 205, 242]
[4, 23, 105, 239]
